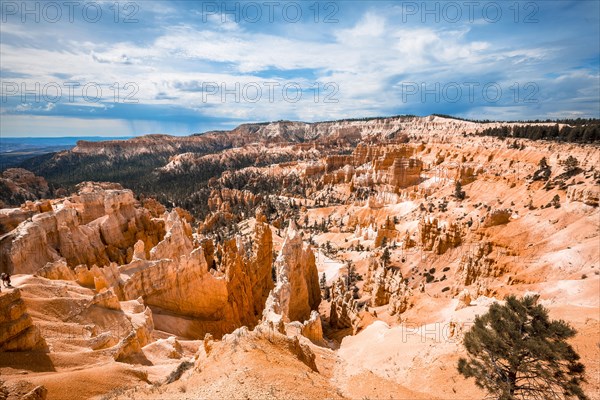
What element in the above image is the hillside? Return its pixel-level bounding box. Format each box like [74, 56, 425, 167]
[0, 115, 598, 399]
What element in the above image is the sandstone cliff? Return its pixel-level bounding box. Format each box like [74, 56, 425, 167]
[0, 183, 165, 275]
[263, 220, 321, 324]
[0, 289, 45, 352]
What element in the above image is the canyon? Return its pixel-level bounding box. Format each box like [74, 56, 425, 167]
[0, 115, 598, 399]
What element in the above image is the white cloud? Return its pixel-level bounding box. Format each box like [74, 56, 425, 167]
[1, 5, 597, 129]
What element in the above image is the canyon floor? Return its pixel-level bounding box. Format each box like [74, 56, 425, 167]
[0, 116, 598, 399]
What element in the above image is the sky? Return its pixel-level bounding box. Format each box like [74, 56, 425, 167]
[0, 0, 599, 137]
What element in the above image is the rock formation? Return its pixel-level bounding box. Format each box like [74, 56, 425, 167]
[207, 188, 259, 214]
[0, 183, 165, 275]
[113, 306, 154, 361]
[483, 209, 512, 227]
[1, 381, 49, 400]
[36, 259, 76, 281]
[0, 168, 50, 208]
[418, 217, 462, 255]
[115, 214, 274, 338]
[364, 258, 412, 315]
[0, 289, 45, 351]
[0, 183, 279, 340]
[455, 289, 472, 310]
[374, 217, 398, 247]
[263, 220, 320, 324]
[89, 288, 121, 311]
[329, 278, 361, 333]
[457, 242, 495, 288]
[301, 310, 324, 343]
[567, 186, 599, 207]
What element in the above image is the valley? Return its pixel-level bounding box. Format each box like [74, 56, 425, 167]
[0, 115, 599, 399]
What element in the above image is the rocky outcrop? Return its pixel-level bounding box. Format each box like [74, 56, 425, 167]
[0, 168, 50, 208]
[418, 217, 462, 255]
[149, 210, 193, 260]
[207, 188, 259, 214]
[301, 310, 324, 343]
[324, 144, 423, 192]
[1, 184, 279, 340]
[249, 214, 275, 317]
[74, 263, 121, 292]
[483, 209, 512, 227]
[2, 381, 48, 400]
[142, 336, 183, 359]
[89, 288, 121, 311]
[329, 278, 361, 333]
[196, 324, 318, 375]
[0, 205, 43, 235]
[36, 259, 76, 281]
[384, 157, 423, 189]
[457, 242, 495, 288]
[141, 197, 167, 217]
[0, 182, 165, 275]
[113, 306, 154, 361]
[114, 212, 275, 339]
[0, 289, 45, 351]
[374, 217, 398, 247]
[455, 289, 472, 310]
[263, 220, 320, 324]
[566, 186, 599, 207]
[364, 258, 412, 315]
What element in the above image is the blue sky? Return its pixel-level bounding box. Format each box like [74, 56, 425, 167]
[0, 0, 598, 137]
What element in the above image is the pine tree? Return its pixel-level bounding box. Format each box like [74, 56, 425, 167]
[381, 247, 391, 267]
[380, 236, 388, 248]
[454, 181, 466, 200]
[563, 156, 580, 173]
[319, 272, 327, 289]
[458, 295, 587, 400]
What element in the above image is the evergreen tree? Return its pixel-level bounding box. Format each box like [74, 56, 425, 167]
[380, 236, 388, 248]
[563, 156, 580, 173]
[319, 272, 327, 289]
[454, 181, 466, 200]
[458, 295, 587, 400]
[381, 247, 391, 267]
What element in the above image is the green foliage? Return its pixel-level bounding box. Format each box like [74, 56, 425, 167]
[478, 121, 600, 143]
[380, 247, 391, 266]
[458, 295, 587, 400]
[380, 236, 388, 248]
[552, 194, 561, 209]
[454, 181, 466, 200]
[320, 272, 327, 289]
[18, 145, 304, 223]
[563, 156, 580, 173]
